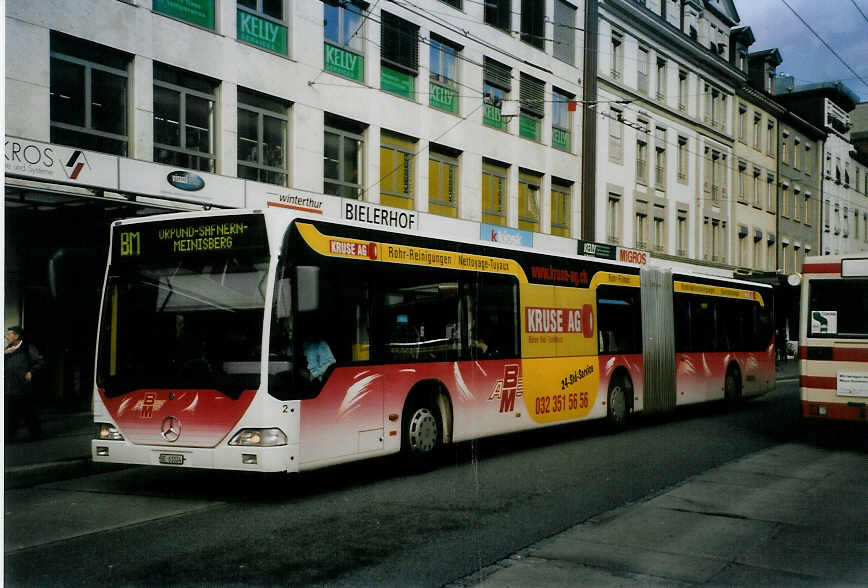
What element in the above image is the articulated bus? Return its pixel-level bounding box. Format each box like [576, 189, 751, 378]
[799, 253, 868, 422]
[92, 208, 775, 472]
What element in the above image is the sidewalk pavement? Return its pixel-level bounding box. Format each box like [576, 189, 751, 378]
[456, 442, 867, 587]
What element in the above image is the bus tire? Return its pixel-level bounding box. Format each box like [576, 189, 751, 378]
[402, 397, 442, 471]
[724, 364, 742, 409]
[607, 375, 631, 431]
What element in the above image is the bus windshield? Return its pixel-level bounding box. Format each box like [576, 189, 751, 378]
[807, 279, 868, 338]
[97, 253, 269, 399]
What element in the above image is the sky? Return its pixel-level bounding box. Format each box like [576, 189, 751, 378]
[732, 0, 868, 101]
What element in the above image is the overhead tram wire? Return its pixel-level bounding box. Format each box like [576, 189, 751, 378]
[779, 0, 868, 92]
[848, 0, 868, 26]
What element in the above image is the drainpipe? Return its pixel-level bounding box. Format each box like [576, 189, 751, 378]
[581, 0, 599, 241]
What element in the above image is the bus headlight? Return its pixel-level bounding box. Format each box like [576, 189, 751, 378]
[96, 423, 124, 441]
[229, 428, 287, 447]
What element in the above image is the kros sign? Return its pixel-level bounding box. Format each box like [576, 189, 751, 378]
[5, 137, 119, 190]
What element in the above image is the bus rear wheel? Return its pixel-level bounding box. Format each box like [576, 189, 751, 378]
[402, 399, 442, 470]
[607, 377, 630, 431]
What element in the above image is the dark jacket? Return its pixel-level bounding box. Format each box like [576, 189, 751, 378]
[4, 343, 44, 396]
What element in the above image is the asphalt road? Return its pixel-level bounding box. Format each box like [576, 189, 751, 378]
[5, 382, 806, 587]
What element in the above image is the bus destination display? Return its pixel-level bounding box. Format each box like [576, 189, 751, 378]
[112, 214, 267, 263]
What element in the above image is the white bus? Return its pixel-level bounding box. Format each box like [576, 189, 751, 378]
[799, 253, 868, 422]
[93, 207, 775, 472]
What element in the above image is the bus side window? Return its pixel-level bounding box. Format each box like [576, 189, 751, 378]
[596, 285, 641, 355]
[674, 293, 691, 353]
[465, 274, 519, 360]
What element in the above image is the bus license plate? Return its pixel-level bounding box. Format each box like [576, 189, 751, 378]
[159, 453, 185, 465]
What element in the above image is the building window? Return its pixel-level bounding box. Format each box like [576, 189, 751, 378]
[753, 113, 761, 149]
[793, 137, 801, 170]
[737, 161, 748, 203]
[654, 127, 666, 190]
[653, 209, 666, 253]
[781, 133, 789, 165]
[237, 0, 288, 55]
[439, 0, 462, 7]
[429, 35, 460, 114]
[50, 32, 130, 156]
[153, 63, 217, 172]
[824, 200, 830, 231]
[518, 169, 541, 232]
[676, 210, 688, 256]
[634, 209, 648, 249]
[381, 12, 419, 99]
[781, 242, 790, 273]
[237, 88, 288, 186]
[636, 138, 648, 185]
[611, 31, 623, 79]
[711, 219, 726, 263]
[738, 227, 748, 267]
[753, 168, 761, 207]
[767, 120, 775, 156]
[677, 136, 688, 182]
[483, 57, 511, 131]
[637, 47, 649, 94]
[781, 185, 789, 218]
[767, 236, 776, 271]
[843, 207, 849, 237]
[553, 0, 576, 64]
[482, 160, 508, 225]
[804, 193, 812, 225]
[520, 0, 545, 50]
[323, 0, 366, 81]
[609, 108, 624, 163]
[607, 193, 621, 244]
[793, 188, 801, 221]
[753, 230, 762, 269]
[552, 88, 573, 152]
[428, 146, 459, 218]
[324, 113, 365, 200]
[519, 73, 545, 142]
[678, 70, 687, 111]
[737, 104, 747, 142]
[379, 131, 416, 209]
[804, 145, 812, 175]
[656, 58, 666, 100]
[767, 175, 776, 212]
[485, 0, 511, 31]
[518, 170, 542, 231]
[551, 180, 571, 237]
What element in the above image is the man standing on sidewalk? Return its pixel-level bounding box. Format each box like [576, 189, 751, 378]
[5, 326, 45, 441]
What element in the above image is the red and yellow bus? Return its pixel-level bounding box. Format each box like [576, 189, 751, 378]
[93, 208, 775, 472]
[799, 253, 868, 422]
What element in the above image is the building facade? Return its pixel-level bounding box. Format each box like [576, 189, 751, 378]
[594, 0, 744, 266]
[5, 0, 586, 406]
[775, 78, 868, 257]
[730, 44, 782, 274]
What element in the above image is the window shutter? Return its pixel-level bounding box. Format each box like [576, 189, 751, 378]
[483, 57, 511, 92]
[381, 12, 419, 74]
[520, 73, 544, 118]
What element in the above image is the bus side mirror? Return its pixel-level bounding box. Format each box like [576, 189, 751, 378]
[296, 266, 320, 312]
[276, 277, 292, 319]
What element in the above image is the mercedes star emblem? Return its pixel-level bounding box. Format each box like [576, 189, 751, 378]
[160, 416, 181, 442]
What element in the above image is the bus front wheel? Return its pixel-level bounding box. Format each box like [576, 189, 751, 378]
[402, 399, 442, 470]
[607, 377, 630, 431]
[724, 364, 742, 409]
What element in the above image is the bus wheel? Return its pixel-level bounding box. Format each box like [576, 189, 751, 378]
[724, 365, 742, 409]
[607, 377, 630, 431]
[402, 400, 442, 470]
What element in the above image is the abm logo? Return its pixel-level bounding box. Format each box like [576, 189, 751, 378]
[63, 150, 90, 180]
[488, 364, 522, 413]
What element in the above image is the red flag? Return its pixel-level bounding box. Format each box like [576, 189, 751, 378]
[567, 100, 578, 112]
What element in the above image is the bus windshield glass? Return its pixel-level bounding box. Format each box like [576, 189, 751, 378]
[97, 215, 270, 399]
[807, 278, 868, 338]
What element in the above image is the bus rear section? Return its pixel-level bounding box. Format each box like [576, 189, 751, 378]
[92, 212, 297, 472]
[800, 254, 868, 422]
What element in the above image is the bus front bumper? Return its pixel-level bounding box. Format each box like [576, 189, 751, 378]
[91, 440, 299, 472]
